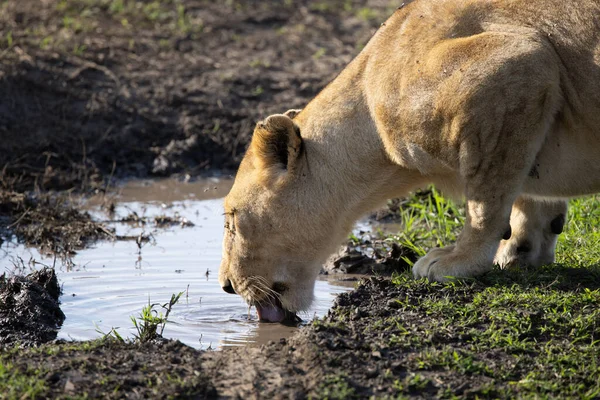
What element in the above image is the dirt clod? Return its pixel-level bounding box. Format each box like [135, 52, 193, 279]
[0, 191, 112, 258]
[0, 267, 65, 347]
[323, 241, 417, 275]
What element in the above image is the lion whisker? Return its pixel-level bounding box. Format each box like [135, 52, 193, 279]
[248, 276, 282, 298]
[247, 280, 281, 304]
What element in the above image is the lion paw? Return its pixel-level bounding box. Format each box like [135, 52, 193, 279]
[412, 245, 491, 282]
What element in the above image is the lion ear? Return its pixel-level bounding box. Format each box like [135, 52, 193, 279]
[284, 109, 302, 119]
[250, 114, 303, 185]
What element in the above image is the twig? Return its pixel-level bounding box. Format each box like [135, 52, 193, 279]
[7, 208, 30, 229]
[97, 224, 116, 239]
[66, 54, 130, 98]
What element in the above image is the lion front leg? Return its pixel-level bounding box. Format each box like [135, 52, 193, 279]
[412, 135, 552, 281]
[409, 32, 563, 281]
[412, 100, 557, 281]
[413, 188, 518, 281]
[412, 133, 558, 281]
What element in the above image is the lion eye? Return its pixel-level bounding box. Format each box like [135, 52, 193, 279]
[224, 212, 236, 234]
[226, 220, 236, 234]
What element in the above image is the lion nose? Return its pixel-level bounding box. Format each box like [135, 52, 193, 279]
[222, 279, 236, 294]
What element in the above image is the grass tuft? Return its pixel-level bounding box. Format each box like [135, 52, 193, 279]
[130, 291, 184, 343]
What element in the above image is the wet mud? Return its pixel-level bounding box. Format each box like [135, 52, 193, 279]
[204, 270, 600, 399]
[0, 268, 64, 347]
[3, 339, 216, 399]
[323, 240, 417, 275]
[0, 191, 112, 258]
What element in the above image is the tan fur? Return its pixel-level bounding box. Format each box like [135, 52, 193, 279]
[495, 197, 567, 269]
[220, 0, 600, 311]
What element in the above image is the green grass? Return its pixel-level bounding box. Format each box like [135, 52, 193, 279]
[557, 195, 600, 266]
[327, 189, 600, 398]
[373, 189, 600, 269]
[376, 187, 465, 260]
[130, 291, 184, 343]
[313, 374, 358, 400]
[0, 360, 48, 399]
[379, 271, 600, 398]
[318, 267, 600, 397]
[93, 291, 184, 343]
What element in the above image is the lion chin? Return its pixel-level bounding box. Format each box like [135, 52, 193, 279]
[219, 0, 600, 316]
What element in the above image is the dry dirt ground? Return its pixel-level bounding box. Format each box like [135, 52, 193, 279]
[0, 0, 402, 191]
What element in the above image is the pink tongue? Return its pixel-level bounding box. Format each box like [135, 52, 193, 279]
[256, 304, 286, 323]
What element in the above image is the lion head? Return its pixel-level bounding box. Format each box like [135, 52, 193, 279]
[218, 110, 351, 322]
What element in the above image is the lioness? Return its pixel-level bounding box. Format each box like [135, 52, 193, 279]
[220, 0, 600, 322]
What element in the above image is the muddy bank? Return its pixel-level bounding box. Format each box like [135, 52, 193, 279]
[1, 339, 215, 399]
[0, 268, 64, 347]
[0, 191, 112, 258]
[0, 0, 400, 193]
[205, 268, 600, 399]
[4, 267, 600, 398]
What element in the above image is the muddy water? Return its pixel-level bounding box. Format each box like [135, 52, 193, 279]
[0, 178, 356, 349]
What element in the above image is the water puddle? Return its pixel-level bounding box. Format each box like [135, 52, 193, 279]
[0, 178, 356, 349]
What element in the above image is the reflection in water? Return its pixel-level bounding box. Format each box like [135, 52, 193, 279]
[0, 178, 357, 349]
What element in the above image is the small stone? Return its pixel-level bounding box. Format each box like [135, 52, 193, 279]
[64, 379, 75, 392]
[386, 299, 401, 309]
[366, 367, 378, 378]
[352, 307, 366, 320]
